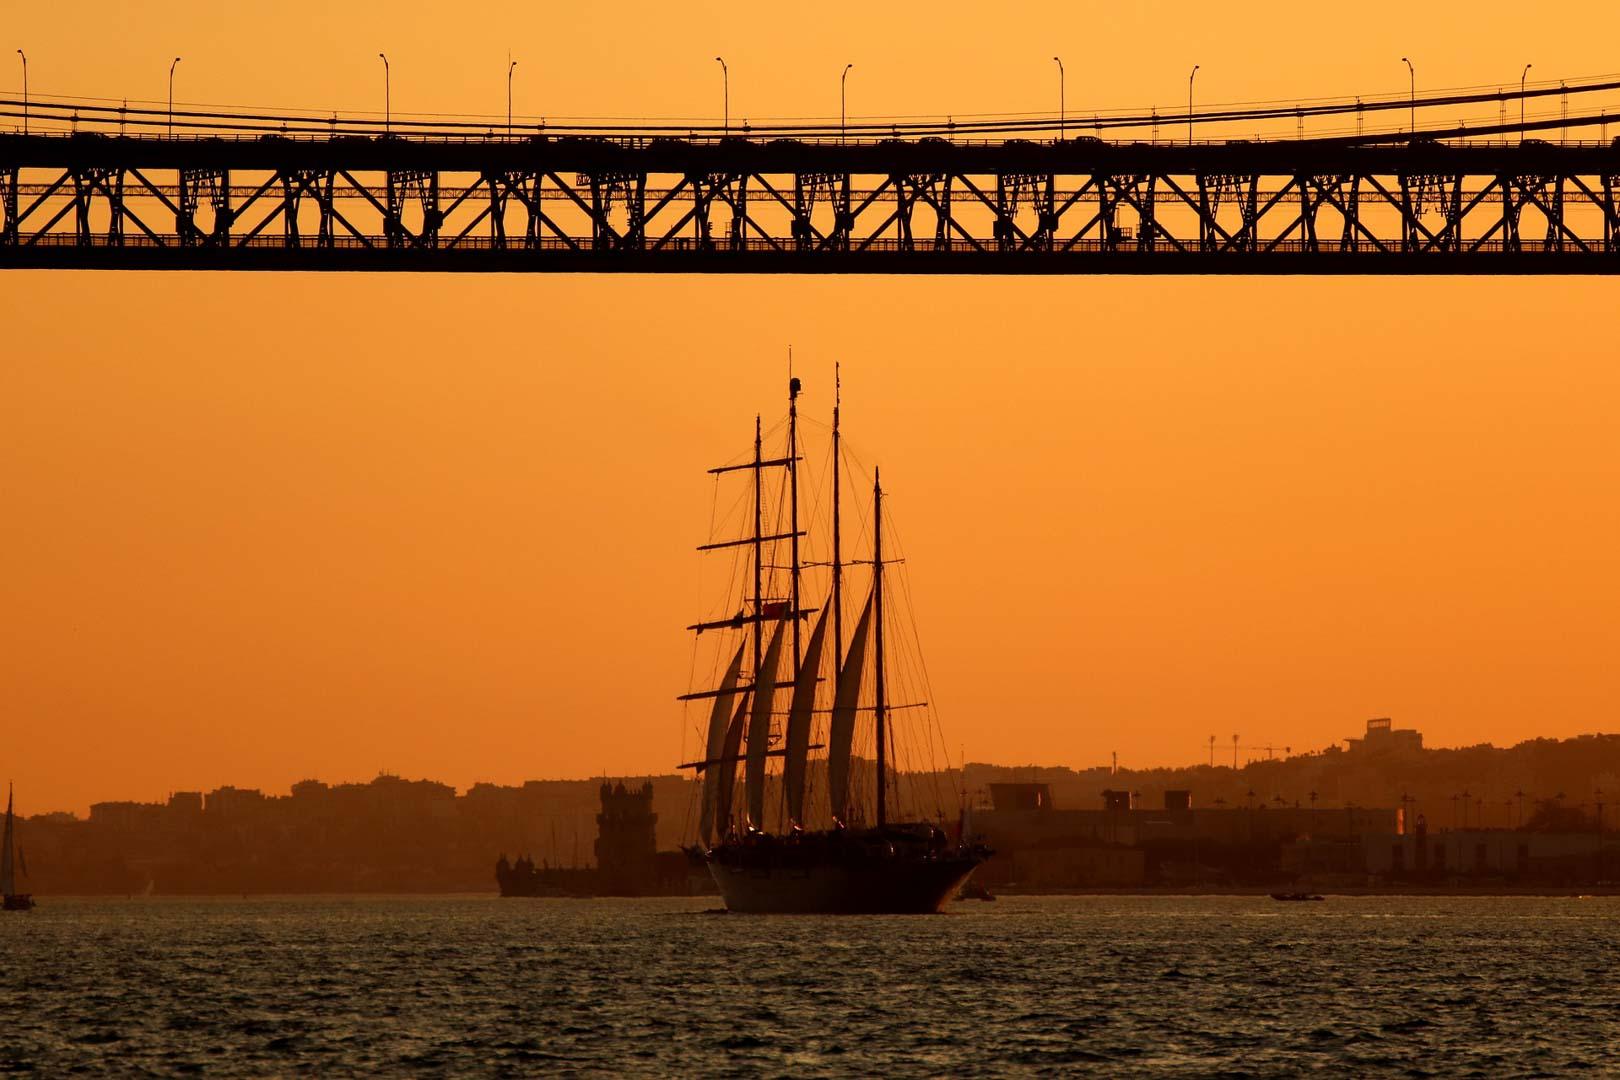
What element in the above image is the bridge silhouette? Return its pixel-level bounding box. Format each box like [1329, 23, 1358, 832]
[2, 82, 1618, 273]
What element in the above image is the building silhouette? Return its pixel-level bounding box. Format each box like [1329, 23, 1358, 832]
[13, 721, 1620, 894]
[593, 781, 658, 895]
[1346, 717, 1423, 756]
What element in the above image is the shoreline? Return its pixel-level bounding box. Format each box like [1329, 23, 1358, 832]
[991, 885, 1620, 897]
[24, 886, 1620, 900]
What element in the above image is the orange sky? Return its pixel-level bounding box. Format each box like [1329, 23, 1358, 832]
[4, 3, 1620, 815]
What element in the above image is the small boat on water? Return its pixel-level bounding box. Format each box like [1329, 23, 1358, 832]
[679, 371, 987, 914]
[1270, 892, 1325, 902]
[2, 783, 36, 912]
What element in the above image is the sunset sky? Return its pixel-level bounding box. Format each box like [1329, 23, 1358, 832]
[4, 2, 1620, 816]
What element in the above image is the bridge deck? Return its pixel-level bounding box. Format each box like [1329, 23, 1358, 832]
[3, 133, 1617, 273]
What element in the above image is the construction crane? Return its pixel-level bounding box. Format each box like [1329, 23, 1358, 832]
[1208, 737, 1293, 768]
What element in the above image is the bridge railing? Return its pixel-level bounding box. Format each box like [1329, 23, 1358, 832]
[5, 127, 1620, 151]
[5, 232, 1604, 257]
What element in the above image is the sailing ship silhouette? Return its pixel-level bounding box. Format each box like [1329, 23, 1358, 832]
[679, 371, 986, 913]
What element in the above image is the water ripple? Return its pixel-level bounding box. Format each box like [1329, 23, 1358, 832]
[1, 895, 1616, 1075]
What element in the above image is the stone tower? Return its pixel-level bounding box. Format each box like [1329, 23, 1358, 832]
[594, 781, 657, 895]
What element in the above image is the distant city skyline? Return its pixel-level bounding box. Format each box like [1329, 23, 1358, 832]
[17, 719, 1620, 826]
[17, 727, 1620, 896]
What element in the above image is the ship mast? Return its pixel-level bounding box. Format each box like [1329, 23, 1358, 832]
[681, 411, 804, 843]
[752, 415, 763, 695]
[831, 366, 843, 669]
[788, 372, 802, 675]
[873, 469, 887, 830]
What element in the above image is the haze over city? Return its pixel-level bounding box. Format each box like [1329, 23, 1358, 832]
[5, 2, 1620, 820]
[11, 2, 1620, 1076]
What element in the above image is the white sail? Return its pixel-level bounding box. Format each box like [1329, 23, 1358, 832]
[827, 591, 876, 826]
[783, 605, 831, 826]
[1, 785, 14, 897]
[697, 643, 747, 847]
[714, 692, 750, 839]
[743, 619, 788, 828]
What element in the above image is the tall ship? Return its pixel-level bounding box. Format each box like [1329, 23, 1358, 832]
[678, 371, 986, 913]
[3, 783, 35, 912]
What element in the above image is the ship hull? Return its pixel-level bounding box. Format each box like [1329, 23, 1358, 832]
[710, 857, 978, 914]
[705, 830, 984, 914]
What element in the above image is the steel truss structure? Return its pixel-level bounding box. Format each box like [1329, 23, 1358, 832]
[2, 133, 1618, 272]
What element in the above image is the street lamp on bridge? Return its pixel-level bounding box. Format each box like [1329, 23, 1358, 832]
[508, 55, 518, 139]
[379, 53, 390, 135]
[715, 56, 728, 137]
[16, 50, 25, 136]
[841, 63, 854, 145]
[1400, 56, 1415, 134]
[1187, 64, 1199, 143]
[168, 57, 182, 138]
[1053, 56, 1064, 142]
[1520, 63, 1533, 136]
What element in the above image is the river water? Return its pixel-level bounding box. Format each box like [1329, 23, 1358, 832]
[2, 895, 1614, 1075]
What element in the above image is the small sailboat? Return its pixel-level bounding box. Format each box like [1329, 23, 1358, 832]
[678, 370, 987, 914]
[2, 783, 36, 912]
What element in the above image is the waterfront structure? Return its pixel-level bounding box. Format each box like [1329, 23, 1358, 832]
[970, 783, 1401, 846]
[1009, 846, 1146, 889]
[16, 728, 1620, 893]
[40, 773, 696, 894]
[967, 784, 1400, 888]
[498, 781, 704, 897]
[1366, 822, 1620, 882]
[594, 781, 658, 895]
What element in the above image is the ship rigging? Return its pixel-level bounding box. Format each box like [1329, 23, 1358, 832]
[677, 369, 985, 913]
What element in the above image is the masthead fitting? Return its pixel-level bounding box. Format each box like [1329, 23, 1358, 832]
[789, 376, 802, 398]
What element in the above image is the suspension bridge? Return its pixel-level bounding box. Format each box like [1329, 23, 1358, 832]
[2, 77, 1618, 273]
